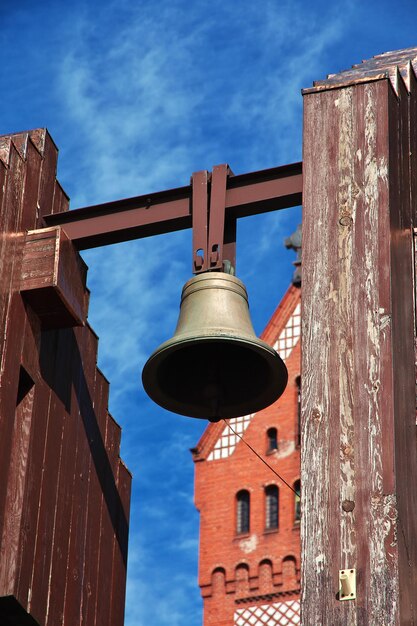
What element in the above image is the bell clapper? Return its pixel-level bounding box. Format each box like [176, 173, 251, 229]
[203, 382, 223, 422]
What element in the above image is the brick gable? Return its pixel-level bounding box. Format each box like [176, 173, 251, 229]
[192, 283, 301, 626]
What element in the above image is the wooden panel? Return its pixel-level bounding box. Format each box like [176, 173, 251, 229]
[52, 180, 70, 215]
[45, 330, 82, 625]
[20, 137, 43, 233]
[0, 143, 25, 360]
[0, 376, 35, 595]
[15, 382, 51, 612]
[62, 326, 98, 625]
[81, 369, 111, 625]
[410, 66, 417, 224]
[21, 305, 42, 383]
[20, 227, 89, 328]
[0, 144, 27, 558]
[20, 228, 58, 290]
[8, 132, 29, 160]
[0, 296, 27, 547]
[110, 460, 132, 625]
[389, 71, 417, 622]
[36, 131, 58, 222]
[301, 76, 417, 624]
[0, 128, 130, 626]
[28, 392, 65, 625]
[301, 86, 340, 624]
[95, 414, 122, 626]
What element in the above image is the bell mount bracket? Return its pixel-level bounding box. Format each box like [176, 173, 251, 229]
[191, 164, 236, 275]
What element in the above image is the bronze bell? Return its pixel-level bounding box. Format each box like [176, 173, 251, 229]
[142, 272, 288, 421]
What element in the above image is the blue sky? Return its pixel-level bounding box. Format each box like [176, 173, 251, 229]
[2, 2, 417, 624]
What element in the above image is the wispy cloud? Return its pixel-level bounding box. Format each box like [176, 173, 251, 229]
[43, 1, 358, 624]
[56, 4, 208, 206]
[56, 0, 357, 205]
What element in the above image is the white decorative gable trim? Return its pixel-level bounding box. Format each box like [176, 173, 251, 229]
[207, 414, 253, 461]
[273, 303, 301, 361]
[207, 302, 301, 462]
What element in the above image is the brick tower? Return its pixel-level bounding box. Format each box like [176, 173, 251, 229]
[192, 264, 301, 626]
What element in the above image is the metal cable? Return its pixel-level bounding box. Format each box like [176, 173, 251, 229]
[223, 419, 299, 497]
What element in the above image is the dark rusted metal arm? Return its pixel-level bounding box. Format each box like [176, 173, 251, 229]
[44, 162, 302, 250]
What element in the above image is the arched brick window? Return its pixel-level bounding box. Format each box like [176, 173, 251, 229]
[211, 567, 225, 596]
[236, 490, 250, 534]
[282, 556, 297, 589]
[258, 559, 273, 594]
[235, 563, 249, 597]
[265, 485, 279, 530]
[266, 427, 278, 453]
[294, 479, 301, 523]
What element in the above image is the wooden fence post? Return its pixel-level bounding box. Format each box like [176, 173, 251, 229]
[301, 51, 417, 624]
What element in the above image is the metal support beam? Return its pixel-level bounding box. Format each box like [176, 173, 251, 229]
[44, 162, 302, 250]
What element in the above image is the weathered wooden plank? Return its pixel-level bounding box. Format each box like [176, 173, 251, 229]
[410, 65, 417, 225]
[332, 83, 357, 626]
[94, 414, 122, 626]
[81, 368, 111, 625]
[36, 131, 58, 222]
[20, 229, 57, 288]
[28, 129, 47, 155]
[0, 144, 27, 575]
[301, 86, 341, 624]
[9, 132, 29, 160]
[353, 81, 395, 623]
[28, 392, 65, 624]
[302, 75, 417, 625]
[44, 329, 81, 626]
[0, 136, 13, 166]
[0, 371, 35, 595]
[26, 330, 76, 624]
[20, 136, 43, 232]
[20, 304, 41, 387]
[388, 71, 417, 623]
[51, 180, 70, 215]
[20, 227, 89, 328]
[0, 143, 25, 366]
[62, 325, 97, 625]
[15, 382, 51, 613]
[109, 460, 131, 625]
[0, 297, 27, 550]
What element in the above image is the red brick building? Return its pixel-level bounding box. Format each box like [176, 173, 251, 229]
[192, 279, 301, 626]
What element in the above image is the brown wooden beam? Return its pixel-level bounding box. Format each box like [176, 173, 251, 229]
[44, 162, 302, 250]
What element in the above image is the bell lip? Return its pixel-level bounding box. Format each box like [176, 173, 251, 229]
[142, 335, 288, 420]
